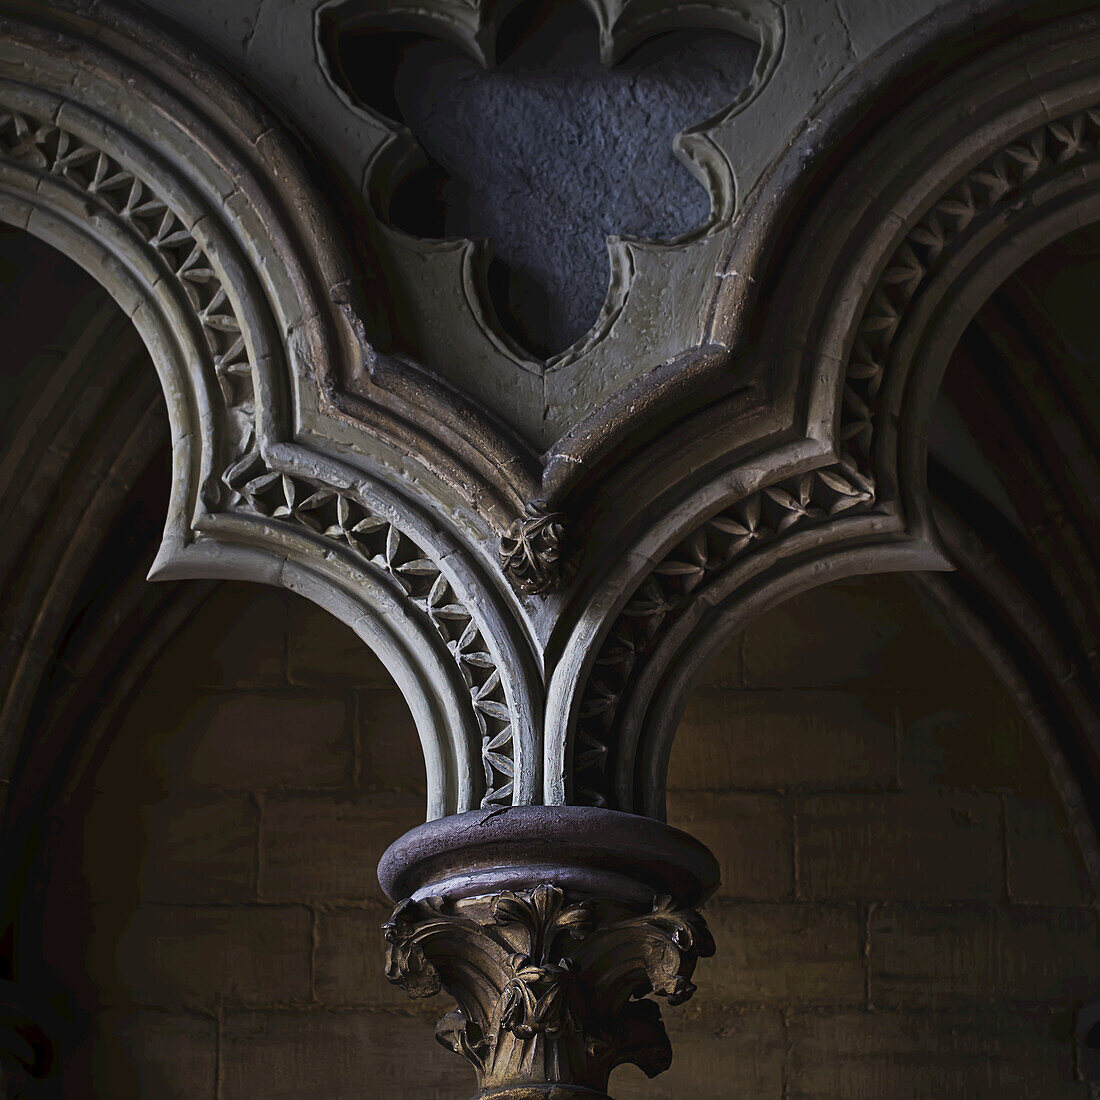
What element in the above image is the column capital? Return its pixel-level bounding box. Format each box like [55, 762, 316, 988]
[379, 808, 718, 1099]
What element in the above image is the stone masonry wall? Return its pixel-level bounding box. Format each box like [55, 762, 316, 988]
[38, 574, 1099, 1098]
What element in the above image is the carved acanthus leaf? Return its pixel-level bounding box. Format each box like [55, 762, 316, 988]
[383, 883, 713, 1094]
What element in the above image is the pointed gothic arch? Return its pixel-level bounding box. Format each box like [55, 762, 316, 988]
[1, 0, 1099, 1096]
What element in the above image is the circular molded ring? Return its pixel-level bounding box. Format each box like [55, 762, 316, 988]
[377, 805, 719, 906]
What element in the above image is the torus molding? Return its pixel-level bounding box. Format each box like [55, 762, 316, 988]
[376, 805, 720, 1098]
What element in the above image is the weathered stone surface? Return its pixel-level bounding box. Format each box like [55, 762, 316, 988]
[870, 903, 1100, 1007]
[221, 1009, 471, 1099]
[788, 1010, 1082, 1100]
[797, 792, 1002, 901]
[698, 902, 865, 1007]
[315, 903, 409, 1007]
[260, 791, 423, 903]
[670, 689, 898, 792]
[370, 4, 757, 356]
[81, 790, 259, 905]
[287, 596, 396, 689]
[111, 904, 312, 1007]
[73, 1011, 217, 1100]
[666, 790, 793, 900]
[613, 1009, 785, 1099]
[1006, 795, 1095, 905]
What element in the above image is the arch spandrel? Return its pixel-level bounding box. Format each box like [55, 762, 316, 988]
[552, 3, 1100, 814]
[118, 0, 990, 537]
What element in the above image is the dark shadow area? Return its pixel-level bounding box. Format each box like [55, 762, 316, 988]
[930, 221, 1100, 835]
[0, 230, 173, 1098]
[0, 226, 119, 452]
[930, 222, 1100, 537]
[930, 223, 1100, 679]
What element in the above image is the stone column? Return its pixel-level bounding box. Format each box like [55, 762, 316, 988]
[379, 807, 718, 1099]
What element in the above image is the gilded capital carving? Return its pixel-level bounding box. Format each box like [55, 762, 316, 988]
[383, 883, 713, 1097]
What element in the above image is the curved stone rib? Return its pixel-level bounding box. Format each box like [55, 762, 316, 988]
[221, 456, 520, 808]
[0, 113, 254, 415]
[0, 15, 535, 819]
[570, 459, 877, 806]
[565, 94, 1100, 811]
[842, 105, 1100, 466]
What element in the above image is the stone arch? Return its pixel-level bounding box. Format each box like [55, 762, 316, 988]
[552, 4, 1100, 833]
[3, 0, 1100, 1094]
[0, 3, 543, 825]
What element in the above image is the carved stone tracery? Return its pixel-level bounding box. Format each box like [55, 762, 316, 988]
[567, 93, 1100, 810]
[0, 90, 525, 816]
[842, 106, 1100, 474]
[3, 2, 1100, 1096]
[572, 459, 878, 806]
[318, 0, 781, 390]
[0, 105, 256, 440]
